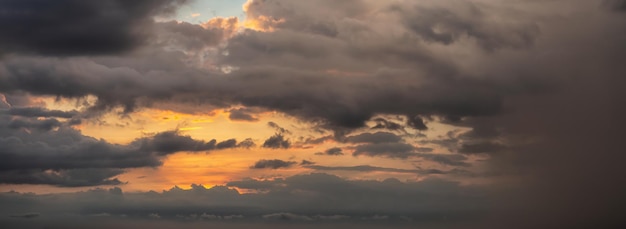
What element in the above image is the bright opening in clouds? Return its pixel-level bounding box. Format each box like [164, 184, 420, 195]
[0, 0, 625, 228]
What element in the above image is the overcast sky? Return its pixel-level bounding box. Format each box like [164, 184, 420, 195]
[0, 0, 625, 228]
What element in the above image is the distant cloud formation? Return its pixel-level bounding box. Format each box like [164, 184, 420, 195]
[0, 173, 486, 226]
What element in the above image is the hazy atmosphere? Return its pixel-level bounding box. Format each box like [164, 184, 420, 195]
[0, 0, 625, 228]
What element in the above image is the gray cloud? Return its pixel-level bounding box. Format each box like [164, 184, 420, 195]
[353, 142, 416, 159]
[262, 133, 290, 149]
[1, 107, 79, 118]
[237, 138, 256, 148]
[416, 153, 470, 167]
[7, 118, 63, 131]
[346, 132, 403, 144]
[134, 131, 243, 156]
[304, 165, 449, 175]
[406, 116, 428, 131]
[315, 147, 344, 156]
[0, 113, 247, 186]
[0, 168, 125, 187]
[228, 107, 260, 122]
[371, 118, 405, 131]
[267, 122, 290, 134]
[216, 139, 238, 149]
[250, 159, 296, 169]
[156, 19, 236, 51]
[394, 1, 540, 51]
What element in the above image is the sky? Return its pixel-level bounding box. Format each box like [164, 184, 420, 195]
[0, 0, 625, 228]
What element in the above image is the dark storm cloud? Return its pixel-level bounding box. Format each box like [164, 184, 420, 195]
[262, 133, 290, 149]
[345, 132, 403, 144]
[0, 0, 188, 55]
[250, 159, 296, 169]
[315, 147, 343, 156]
[216, 0, 552, 125]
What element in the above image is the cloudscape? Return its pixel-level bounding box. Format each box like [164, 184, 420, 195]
[0, 0, 625, 228]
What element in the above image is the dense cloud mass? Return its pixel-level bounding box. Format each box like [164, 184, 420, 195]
[0, 0, 188, 55]
[0, 0, 625, 228]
